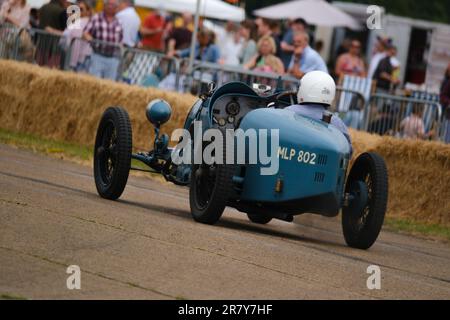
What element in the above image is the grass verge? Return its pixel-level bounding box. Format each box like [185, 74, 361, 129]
[0, 128, 152, 171]
[0, 293, 27, 300]
[385, 217, 450, 242]
[0, 127, 449, 242]
[0, 128, 92, 162]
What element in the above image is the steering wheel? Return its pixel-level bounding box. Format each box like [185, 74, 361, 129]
[270, 91, 297, 108]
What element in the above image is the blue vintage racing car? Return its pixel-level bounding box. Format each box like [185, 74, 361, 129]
[93, 78, 388, 250]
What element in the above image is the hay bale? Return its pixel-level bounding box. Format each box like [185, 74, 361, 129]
[0, 60, 196, 150]
[1, 60, 449, 226]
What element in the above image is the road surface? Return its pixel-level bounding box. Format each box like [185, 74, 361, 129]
[0, 144, 449, 299]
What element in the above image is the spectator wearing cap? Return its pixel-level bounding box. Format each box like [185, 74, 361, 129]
[0, 0, 30, 28]
[84, 0, 123, 80]
[287, 31, 327, 79]
[116, 0, 140, 48]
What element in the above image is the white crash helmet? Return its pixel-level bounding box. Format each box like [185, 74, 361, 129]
[297, 71, 336, 106]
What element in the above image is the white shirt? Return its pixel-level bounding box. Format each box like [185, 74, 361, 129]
[220, 34, 242, 66]
[116, 7, 141, 47]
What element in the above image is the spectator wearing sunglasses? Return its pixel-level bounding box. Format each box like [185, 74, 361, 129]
[335, 39, 367, 78]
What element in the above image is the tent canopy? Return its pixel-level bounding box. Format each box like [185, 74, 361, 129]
[253, 0, 361, 30]
[27, 0, 245, 22]
[26, 0, 49, 9]
[135, 0, 246, 22]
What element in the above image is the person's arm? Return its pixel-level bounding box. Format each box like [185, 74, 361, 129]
[288, 56, 304, 79]
[418, 120, 426, 139]
[117, 24, 123, 44]
[280, 31, 294, 53]
[335, 55, 345, 78]
[359, 59, 368, 77]
[140, 26, 163, 36]
[280, 41, 295, 53]
[379, 71, 400, 85]
[275, 58, 285, 75]
[177, 47, 191, 59]
[399, 118, 406, 131]
[45, 26, 64, 36]
[243, 54, 257, 70]
[83, 16, 95, 41]
[210, 45, 220, 63]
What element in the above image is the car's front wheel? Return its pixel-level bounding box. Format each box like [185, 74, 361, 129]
[93, 107, 132, 200]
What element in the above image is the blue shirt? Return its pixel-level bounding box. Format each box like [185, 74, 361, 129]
[286, 104, 352, 154]
[289, 46, 328, 74]
[179, 44, 220, 63]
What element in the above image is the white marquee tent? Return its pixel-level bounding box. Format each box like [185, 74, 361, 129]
[26, 0, 245, 23]
[135, 0, 245, 22]
[254, 0, 361, 30]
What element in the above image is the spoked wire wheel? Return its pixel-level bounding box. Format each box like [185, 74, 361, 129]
[342, 152, 388, 250]
[94, 107, 132, 200]
[189, 135, 236, 225]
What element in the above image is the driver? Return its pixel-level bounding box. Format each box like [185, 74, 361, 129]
[286, 71, 352, 153]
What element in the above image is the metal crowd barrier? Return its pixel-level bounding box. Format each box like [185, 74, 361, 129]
[0, 23, 22, 60]
[188, 61, 300, 95]
[365, 93, 443, 141]
[332, 87, 366, 113]
[27, 28, 70, 69]
[120, 47, 181, 88]
[66, 37, 123, 80]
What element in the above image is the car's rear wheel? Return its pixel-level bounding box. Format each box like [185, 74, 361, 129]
[342, 152, 388, 250]
[247, 213, 272, 225]
[94, 107, 132, 200]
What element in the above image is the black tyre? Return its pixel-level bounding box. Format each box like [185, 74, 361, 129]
[342, 152, 388, 250]
[94, 107, 132, 200]
[189, 135, 235, 225]
[247, 213, 272, 225]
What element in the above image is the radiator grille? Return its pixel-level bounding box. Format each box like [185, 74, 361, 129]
[317, 154, 328, 165]
[314, 172, 325, 183]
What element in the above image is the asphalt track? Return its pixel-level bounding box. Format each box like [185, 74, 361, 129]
[0, 144, 449, 299]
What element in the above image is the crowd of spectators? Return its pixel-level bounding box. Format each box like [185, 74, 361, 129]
[0, 0, 449, 142]
[0, 0, 332, 79]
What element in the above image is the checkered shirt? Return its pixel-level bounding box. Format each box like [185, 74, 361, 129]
[84, 13, 123, 57]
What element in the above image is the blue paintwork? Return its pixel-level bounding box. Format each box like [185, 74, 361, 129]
[146, 100, 172, 126]
[238, 108, 350, 205]
[174, 82, 351, 215]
